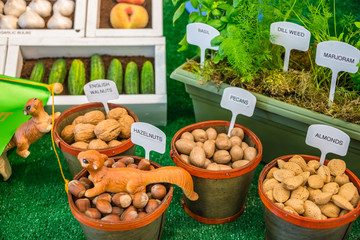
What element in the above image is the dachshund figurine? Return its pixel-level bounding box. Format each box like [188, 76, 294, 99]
[0, 98, 61, 181]
[77, 150, 199, 201]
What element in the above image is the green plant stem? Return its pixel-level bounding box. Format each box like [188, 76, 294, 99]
[334, 0, 337, 37]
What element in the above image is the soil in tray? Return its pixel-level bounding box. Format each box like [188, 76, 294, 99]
[99, 0, 152, 29]
[20, 55, 154, 96]
[0, 0, 75, 30]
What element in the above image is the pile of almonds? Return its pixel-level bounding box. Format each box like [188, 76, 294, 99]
[61, 107, 135, 150]
[175, 127, 258, 170]
[68, 157, 168, 222]
[263, 156, 360, 220]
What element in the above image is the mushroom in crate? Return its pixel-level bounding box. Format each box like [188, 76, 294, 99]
[68, 150, 198, 240]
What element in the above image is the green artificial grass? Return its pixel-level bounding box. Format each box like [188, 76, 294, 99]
[1, 0, 360, 239]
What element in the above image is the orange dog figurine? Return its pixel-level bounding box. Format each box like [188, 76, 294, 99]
[77, 150, 199, 201]
[0, 98, 61, 180]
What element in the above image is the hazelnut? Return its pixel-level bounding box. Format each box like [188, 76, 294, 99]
[74, 123, 96, 143]
[79, 177, 93, 190]
[138, 212, 148, 219]
[75, 198, 91, 213]
[71, 141, 89, 150]
[88, 139, 109, 150]
[133, 192, 149, 208]
[101, 214, 121, 222]
[92, 193, 112, 205]
[127, 164, 138, 169]
[112, 193, 132, 208]
[119, 157, 135, 165]
[138, 159, 151, 170]
[68, 180, 86, 198]
[145, 199, 160, 213]
[232, 160, 250, 169]
[107, 107, 127, 120]
[112, 161, 126, 168]
[118, 115, 135, 139]
[241, 142, 249, 150]
[151, 184, 167, 200]
[85, 208, 101, 219]
[103, 158, 115, 168]
[83, 110, 105, 125]
[96, 199, 112, 214]
[121, 206, 138, 221]
[111, 207, 124, 216]
[94, 119, 121, 142]
[192, 129, 208, 142]
[108, 140, 122, 148]
[61, 125, 75, 144]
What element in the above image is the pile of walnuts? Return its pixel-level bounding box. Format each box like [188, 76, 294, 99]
[60, 107, 135, 150]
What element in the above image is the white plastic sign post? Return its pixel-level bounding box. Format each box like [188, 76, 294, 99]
[84, 80, 119, 114]
[270, 22, 311, 71]
[187, 23, 220, 66]
[131, 122, 166, 160]
[306, 124, 350, 166]
[220, 87, 256, 136]
[315, 41, 360, 103]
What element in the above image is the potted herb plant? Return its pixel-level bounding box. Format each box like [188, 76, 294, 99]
[170, 0, 360, 176]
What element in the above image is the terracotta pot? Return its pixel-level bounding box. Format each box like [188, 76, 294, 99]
[68, 156, 173, 240]
[170, 120, 263, 224]
[258, 155, 360, 240]
[53, 103, 139, 176]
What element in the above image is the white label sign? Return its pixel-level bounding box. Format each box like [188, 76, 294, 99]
[187, 23, 220, 66]
[270, 22, 311, 71]
[220, 87, 256, 136]
[306, 124, 350, 165]
[84, 80, 119, 114]
[315, 41, 360, 103]
[131, 122, 166, 160]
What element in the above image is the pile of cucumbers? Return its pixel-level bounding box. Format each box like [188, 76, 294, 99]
[29, 54, 155, 95]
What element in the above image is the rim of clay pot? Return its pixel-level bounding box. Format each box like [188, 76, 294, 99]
[170, 120, 263, 179]
[53, 102, 139, 157]
[68, 156, 174, 231]
[258, 154, 360, 229]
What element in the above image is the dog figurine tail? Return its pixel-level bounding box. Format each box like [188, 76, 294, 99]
[127, 166, 199, 201]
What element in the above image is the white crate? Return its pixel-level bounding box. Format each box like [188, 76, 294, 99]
[0, 0, 86, 38]
[0, 38, 7, 74]
[5, 37, 167, 126]
[86, 0, 163, 37]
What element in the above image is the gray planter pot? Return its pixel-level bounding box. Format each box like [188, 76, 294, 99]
[170, 62, 360, 177]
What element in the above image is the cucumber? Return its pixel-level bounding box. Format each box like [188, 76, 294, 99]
[107, 59, 123, 93]
[124, 61, 139, 94]
[68, 59, 86, 95]
[90, 54, 105, 81]
[29, 62, 45, 82]
[140, 61, 155, 94]
[49, 59, 67, 85]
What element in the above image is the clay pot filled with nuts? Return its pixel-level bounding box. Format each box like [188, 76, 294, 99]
[258, 155, 360, 240]
[68, 155, 173, 240]
[170, 120, 263, 224]
[53, 103, 138, 176]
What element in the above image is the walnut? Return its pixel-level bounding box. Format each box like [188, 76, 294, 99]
[94, 119, 121, 142]
[118, 115, 135, 139]
[107, 108, 128, 120]
[61, 125, 75, 144]
[72, 116, 84, 125]
[108, 140, 122, 148]
[74, 123, 96, 143]
[83, 110, 105, 125]
[71, 141, 89, 149]
[88, 139, 109, 150]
